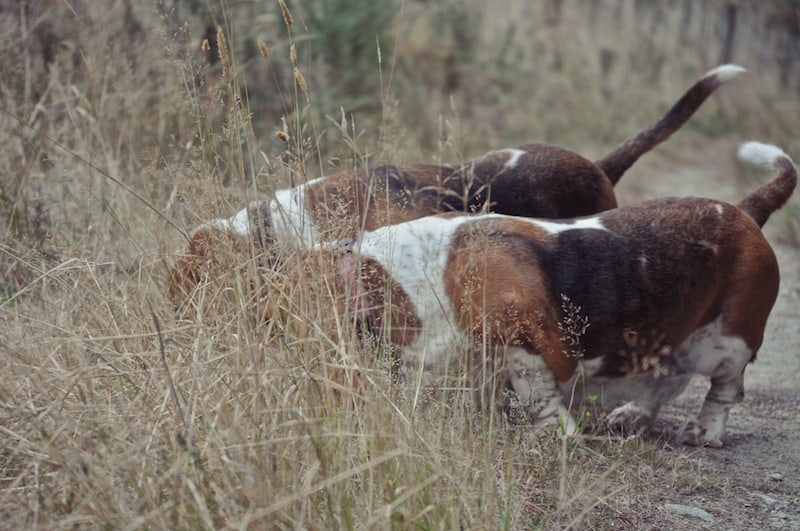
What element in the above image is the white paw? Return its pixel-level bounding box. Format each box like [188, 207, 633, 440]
[559, 408, 580, 437]
[682, 421, 724, 448]
[534, 404, 580, 437]
[606, 402, 651, 429]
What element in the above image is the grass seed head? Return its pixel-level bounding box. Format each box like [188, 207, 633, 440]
[216, 26, 229, 76]
[279, 0, 294, 28]
[294, 66, 307, 95]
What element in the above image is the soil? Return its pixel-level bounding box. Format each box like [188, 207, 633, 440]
[609, 137, 800, 530]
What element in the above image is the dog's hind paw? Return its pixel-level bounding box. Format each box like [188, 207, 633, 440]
[682, 421, 724, 448]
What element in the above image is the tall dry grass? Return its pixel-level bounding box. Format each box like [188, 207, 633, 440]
[1, 0, 798, 528]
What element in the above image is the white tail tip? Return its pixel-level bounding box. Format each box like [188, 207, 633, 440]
[738, 141, 791, 169]
[705, 64, 746, 83]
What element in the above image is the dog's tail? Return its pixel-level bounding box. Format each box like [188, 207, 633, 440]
[596, 64, 746, 185]
[736, 142, 797, 228]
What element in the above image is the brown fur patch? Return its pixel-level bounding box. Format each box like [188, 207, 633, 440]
[356, 258, 422, 347]
[459, 145, 618, 218]
[304, 164, 458, 239]
[720, 221, 780, 355]
[444, 218, 577, 382]
[169, 227, 251, 306]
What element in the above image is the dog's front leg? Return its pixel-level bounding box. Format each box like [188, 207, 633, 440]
[506, 347, 578, 435]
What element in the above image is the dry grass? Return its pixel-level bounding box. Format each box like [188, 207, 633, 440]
[1, 0, 798, 528]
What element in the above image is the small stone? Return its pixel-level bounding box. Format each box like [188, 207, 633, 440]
[769, 473, 784, 481]
[752, 492, 781, 508]
[664, 503, 716, 523]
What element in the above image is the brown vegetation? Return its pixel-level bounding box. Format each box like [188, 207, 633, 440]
[1, 1, 798, 528]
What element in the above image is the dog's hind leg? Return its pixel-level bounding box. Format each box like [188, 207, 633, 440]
[676, 320, 753, 448]
[683, 367, 746, 448]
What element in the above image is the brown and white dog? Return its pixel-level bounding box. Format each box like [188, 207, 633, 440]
[170, 65, 744, 302]
[290, 141, 795, 447]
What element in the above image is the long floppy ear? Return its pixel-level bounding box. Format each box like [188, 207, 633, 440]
[255, 250, 364, 410]
[169, 227, 225, 307]
[169, 226, 252, 308]
[334, 250, 370, 321]
[169, 228, 212, 304]
[257, 249, 354, 341]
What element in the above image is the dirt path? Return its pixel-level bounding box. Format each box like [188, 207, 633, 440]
[613, 138, 800, 529]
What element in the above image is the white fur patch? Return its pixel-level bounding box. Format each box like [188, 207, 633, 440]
[194, 177, 331, 245]
[705, 64, 746, 83]
[638, 253, 648, 272]
[672, 318, 751, 376]
[500, 148, 526, 169]
[715, 203, 724, 216]
[507, 347, 578, 434]
[678, 319, 752, 446]
[199, 207, 251, 237]
[270, 181, 321, 248]
[530, 215, 607, 234]
[738, 141, 790, 170]
[357, 215, 474, 383]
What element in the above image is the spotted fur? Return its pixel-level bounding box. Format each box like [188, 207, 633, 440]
[170, 65, 743, 303]
[332, 142, 794, 446]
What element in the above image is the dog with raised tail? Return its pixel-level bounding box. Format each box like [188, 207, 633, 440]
[170, 65, 745, 303]
[293, 141, 794, 447]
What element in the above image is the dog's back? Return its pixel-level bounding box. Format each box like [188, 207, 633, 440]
[348, 141, 795, 447]
[170, 65, 744, 307]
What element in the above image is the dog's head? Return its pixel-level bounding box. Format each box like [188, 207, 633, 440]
[168, 201, 275, 308]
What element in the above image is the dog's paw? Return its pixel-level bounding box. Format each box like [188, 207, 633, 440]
[557, 407, 580, 437]
[542, 412, 581, 438]
[533, 403, 580, 437]
[606, 402, 651, 430]
[682, 421, 724, 448]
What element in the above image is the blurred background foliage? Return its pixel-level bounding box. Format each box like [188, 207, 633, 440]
[1, 0, 799, 267]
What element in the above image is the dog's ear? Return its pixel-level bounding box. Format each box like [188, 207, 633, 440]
[169, 228, 217, 308]
[255, 250, 352, 341]
[169, 227, 252, 308]
[333, 246, 370, 321]
[253, 257, 296, 330]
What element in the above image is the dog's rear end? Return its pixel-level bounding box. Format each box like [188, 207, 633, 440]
[564, 142, 796, 447]
[681, 142, 796, 446]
